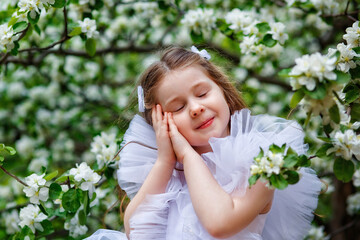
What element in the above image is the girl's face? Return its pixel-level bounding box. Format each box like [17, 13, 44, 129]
[155, 65, 231, 154]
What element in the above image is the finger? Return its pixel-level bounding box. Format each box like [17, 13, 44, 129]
[167, 113, 178, 133]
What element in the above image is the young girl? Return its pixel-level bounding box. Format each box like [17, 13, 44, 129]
[86, 46, 321, 240]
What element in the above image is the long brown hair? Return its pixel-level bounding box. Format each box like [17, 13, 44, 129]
[139, 46, 247, 125]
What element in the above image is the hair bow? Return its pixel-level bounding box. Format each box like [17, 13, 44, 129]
[191, 46, 211, 60]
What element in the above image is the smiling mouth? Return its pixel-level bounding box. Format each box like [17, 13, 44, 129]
[197, 117, 214, 129]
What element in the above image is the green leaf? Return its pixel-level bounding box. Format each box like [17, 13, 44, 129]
[269, 144, 282, 153]
[315, 143, 334, 159]
[278, 68, 291, 78]
[0, 156, 4, 162]
[55, 174, 69, 183]
[34, 24, 41, 35]
[62, 189, 81, 213]
[261, 34, 277, 47]
[329, 103, 340, 124]
[40, 219, 54, 235]
[69, 26, 82, 37]
[333, 157, 355, 182]
[44, 170, 58, 181]
[52, 0, 66, 8]
[345, 86, 360, 104]
[49, 182, 62, 200]
[10, 41, 19, 56]
[350, 103, 360, 122]
[157, 0, 168, 10]
[85, 38, 96, 57]
[352, 46, 360, 54]
[190, 30, 205, 44]
[78, 209, 87, 225]
[39, 202, 48, 216]
[284, 170, 300, 184]
[94, 0, 104, 9]
[248, 174, 260, 187]
[335, 70, 351, 84]
[349, 66, 360, 79]
[270, 174, 288, 190]
[27, 11, 40, 25]
[290, 90, 305, 108]
[256, 22, 271, 33]
[12, 21, 28, 33]
[5, 146, 16, 155]
[8, 16, 18, 27]
[303, 83, 327, 100]
[283, 154, 298, 168]
[297, 155, 311, 167]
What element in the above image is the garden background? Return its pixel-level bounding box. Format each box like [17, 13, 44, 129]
[0, 0, 360, 239]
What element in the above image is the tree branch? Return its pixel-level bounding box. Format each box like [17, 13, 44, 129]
[0, 165, 28, 187]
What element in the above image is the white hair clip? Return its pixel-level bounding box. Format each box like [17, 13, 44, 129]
[137, 86, 145, 112]
[191, 46, 211, 60]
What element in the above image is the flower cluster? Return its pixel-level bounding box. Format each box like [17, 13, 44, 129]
[306, 225, 327, 240]
[250, 149, 285, 177]
[327, 129, 360, 161]
[181, 8, 216, 34]
[249, 144, 310, 189]
[90, 131, 119, 169]
[289, 52, 337, 91]
[69, 162, 101, 196]
[18, 0, 55, 19]
[225, 8, 288, 55]
[18, 204, 47, 233]
[327, 21, 360, 73]
[23, 173, 49, 204]
[78, 18, 99, 38]
[0, 24, 18, 52]
[64, 212, 88, 237]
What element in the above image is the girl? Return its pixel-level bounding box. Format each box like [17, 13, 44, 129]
[87, 46, 321, 240]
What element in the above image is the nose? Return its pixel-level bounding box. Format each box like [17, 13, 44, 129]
[190, 102, 204, 117]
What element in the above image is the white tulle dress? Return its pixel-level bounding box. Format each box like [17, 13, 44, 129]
[85, 109, 321, 240]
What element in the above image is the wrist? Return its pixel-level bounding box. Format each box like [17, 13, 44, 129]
[155, 158, 176, 170]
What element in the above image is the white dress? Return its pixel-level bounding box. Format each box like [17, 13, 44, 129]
[85, 109, 321, 240]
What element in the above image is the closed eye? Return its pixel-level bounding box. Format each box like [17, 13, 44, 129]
[174, 105, 184, 112]
[198, 92, 207, 97]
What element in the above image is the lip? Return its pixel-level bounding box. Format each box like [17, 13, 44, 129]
[196, 117, 214, 129]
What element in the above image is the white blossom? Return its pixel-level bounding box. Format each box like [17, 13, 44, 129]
[306, 225, 327, 240]
[0, 24, 18, 51]
[225, 8, 257, 33]
[23, 173, 49, 204]
[181, 8, 216, 34]
[343, 21, 360, 47]
[3, 210, 20, 234]
[64, 212, 88, 237]
[19, 204, 47, 233]
[240, 35, 258, 55]
[289, 53, 336, 91]
[268, 22, 288, 45]
[310, 0, 339, 15]
[353, 169, 360, 187]
[335, 43, 359, 73]
[18, 0, 55, 19]
[78, 18, 99, 38]
[327, 129, 360, 161]
[347, 192, 360, 215]
[69, 162, 101, 196]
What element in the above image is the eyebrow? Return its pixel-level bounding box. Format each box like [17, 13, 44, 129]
[163, 80, 209, 107]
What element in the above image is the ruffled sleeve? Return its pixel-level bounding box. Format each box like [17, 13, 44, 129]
[116, 115, 183, 239]
[202, 109, 321, 240]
